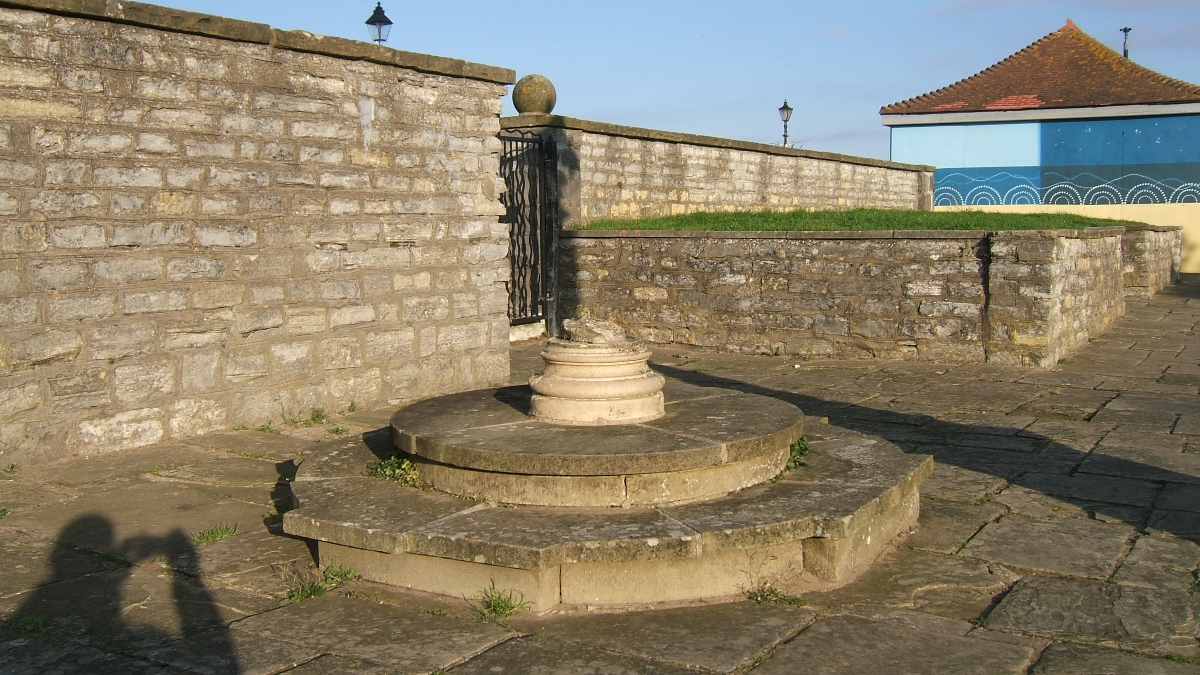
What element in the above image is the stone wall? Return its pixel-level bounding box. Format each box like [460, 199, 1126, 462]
[558, 231, 988, 362]
[501, 114, 934, 227]
[560, 225, 1173, 368]
[987, 230, 1125, 368]
[1122, 225, 1182, 298]
[0, 1, 515, 465]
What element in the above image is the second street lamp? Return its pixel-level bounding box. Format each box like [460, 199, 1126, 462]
[779, 100, 793, 147]
[366, 3, 393, 44]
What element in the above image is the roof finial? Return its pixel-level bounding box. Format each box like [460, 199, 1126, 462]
[1120, 27, 1132, 59]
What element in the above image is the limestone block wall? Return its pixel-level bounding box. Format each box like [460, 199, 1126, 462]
[1122, 225, 1182, 298]
[561, 226, 1169, 368]
[0, 1, 515, 465]
[501, 114, 934, 227]
[986, 230, 1125, 368]
[559, 231, 988, 362]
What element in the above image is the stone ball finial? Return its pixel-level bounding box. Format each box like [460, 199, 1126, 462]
[512, 74, 557, 114]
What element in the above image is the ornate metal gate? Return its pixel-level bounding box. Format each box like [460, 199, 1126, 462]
[500, 133, 558, 333]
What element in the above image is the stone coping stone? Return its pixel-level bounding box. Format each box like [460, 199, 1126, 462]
[284, 420, 932, 570]
[561, 227, 1129, 240]
[560, 229, 988, 240]
[501, 113, 934, 172]
[390, 386, 804, 476]
[0, 0, 515, 84]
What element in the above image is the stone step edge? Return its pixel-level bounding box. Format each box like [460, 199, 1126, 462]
[283, 454, 933, 571]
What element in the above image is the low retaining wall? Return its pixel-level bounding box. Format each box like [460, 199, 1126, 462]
[0, 1, 514, 465]
[501, 114, 935, 227]
[560, 225, 1177, 368]
[1122, 225, 1183, 297]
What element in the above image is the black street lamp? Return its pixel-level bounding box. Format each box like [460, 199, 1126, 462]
[778, 100, 793, 147]
[365, 3, 393, 45]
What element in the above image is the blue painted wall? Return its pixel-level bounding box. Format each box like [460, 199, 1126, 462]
[892, 114, 1200, 206]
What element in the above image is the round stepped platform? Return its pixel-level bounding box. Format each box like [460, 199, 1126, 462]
[283, 384, 932, 611]
[390, 383, 804, 507]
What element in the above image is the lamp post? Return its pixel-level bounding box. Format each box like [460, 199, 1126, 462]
[1120, 27, 1132, 58]
[366, 3, 393, 45]
[778, 100, 793, 147]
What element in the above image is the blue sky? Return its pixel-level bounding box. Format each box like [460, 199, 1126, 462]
[153, 1, 1200, 160]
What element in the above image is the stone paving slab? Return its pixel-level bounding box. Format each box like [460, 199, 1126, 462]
[0, 526, 116, 598]
[16, 445, 219, 487]
[807, 547, 1019, 621]
[1158, 482, 1200, 512]
[0, 628, 181, 675]
[276, 655, 389, 674]
[1112, 535, 1200, 591]
[233, 593, 513, 673]
[752, 610, 1038, 674]
[0, 481, 270, 560]
[1031, 643, 1200, 674]
[918, 464, 1008, 503]
[1148, 510, 1200, 541]
[1081, 442, 1200, 485]
[959, 515, 1133, 579]
[904, 499, 1005, 555]
[0, 566, 276, 655]
[524, 601, 817, 673]
[135, 627, 319, 675]
[987, 576, 1198, 654]
[1016, 472, 1160, 507]
[446, 635, 698, 674]
[186, 431, 322, 463]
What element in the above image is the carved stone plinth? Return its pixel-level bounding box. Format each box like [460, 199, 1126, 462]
[529, 319, 665, 426]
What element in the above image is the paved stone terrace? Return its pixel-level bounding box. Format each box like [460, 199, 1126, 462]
[3, 283, 1200, 673]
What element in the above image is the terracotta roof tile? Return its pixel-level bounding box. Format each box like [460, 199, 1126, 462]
[881, 20, 1200, 115]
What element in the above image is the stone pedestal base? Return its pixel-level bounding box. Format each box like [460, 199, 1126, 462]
[284, 417, 933, 612]
[529, 340, 665, 426]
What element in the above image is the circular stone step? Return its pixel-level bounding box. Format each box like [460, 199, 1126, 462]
[390, 385, 805, 507]
[283, 420, 933, 612]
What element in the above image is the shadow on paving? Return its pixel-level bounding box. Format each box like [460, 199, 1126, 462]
[648, 362, 1200, 543]
[2, 515, 239, 674]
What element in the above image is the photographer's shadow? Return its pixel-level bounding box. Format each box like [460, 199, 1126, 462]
[5, 514, 241, 674]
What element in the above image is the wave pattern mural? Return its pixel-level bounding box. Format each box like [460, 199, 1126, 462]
[935, 165, 1200, 206]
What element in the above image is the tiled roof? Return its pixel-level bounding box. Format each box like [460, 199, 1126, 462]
[881, 20, 1200, 115]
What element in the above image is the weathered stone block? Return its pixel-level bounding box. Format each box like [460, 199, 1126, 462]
[9, 329, 84, 369]
[114, 362, 175, 403]
[76, 408, 164, 452]
[124, 290, 188, 314]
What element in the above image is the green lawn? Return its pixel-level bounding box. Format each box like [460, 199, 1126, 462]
[579, 209, 1141, 232]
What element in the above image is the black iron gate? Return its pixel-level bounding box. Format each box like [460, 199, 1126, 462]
[500, 132, 558, 333]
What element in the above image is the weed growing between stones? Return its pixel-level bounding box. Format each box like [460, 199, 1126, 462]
[7, 616, 48, 633]
[472, 580, 531, 624]
[347, 401, 358, 413]
[1190, 570, 1199, 595]
[328, 426, 349, 436]
[284, 583, 326, 603]
[695, 365, 731, 373]
[307, 408, 329, 426]
[324, 564, 358, 588]
[746, 582, 806, 606]
[3, 463, 14, 474]
[189, 523, 238, 546]
[1168, 654, 1198, 664]
[258, 423, 281, 435]
[786, 436, 810, 471]
[368, 454, 421, 487]
[0, 508, 9, 519]
[233, 424, 250, 431]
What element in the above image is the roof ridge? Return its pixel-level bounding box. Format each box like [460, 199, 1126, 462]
[880, 20, 1200, 115]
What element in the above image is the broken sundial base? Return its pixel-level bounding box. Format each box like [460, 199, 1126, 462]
[283, 379, 933, 612]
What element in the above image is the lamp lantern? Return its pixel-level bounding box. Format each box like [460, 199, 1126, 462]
[778, 100, 793, 147]
[366, 3, 394, 44]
